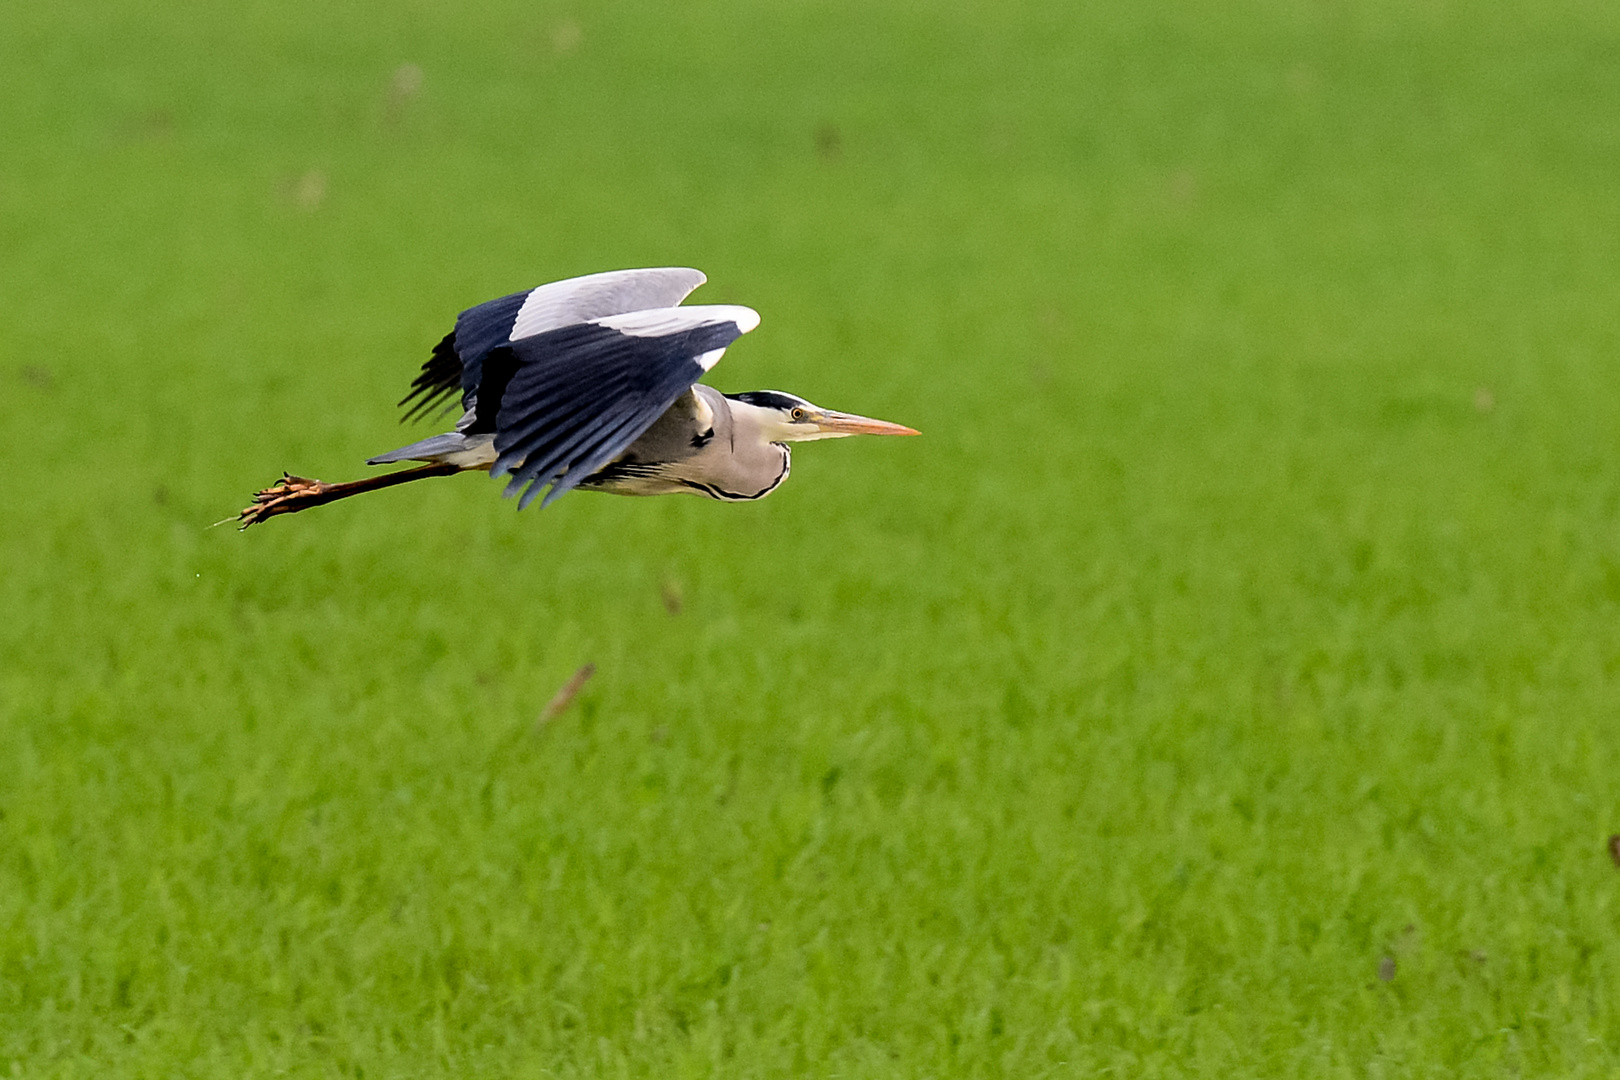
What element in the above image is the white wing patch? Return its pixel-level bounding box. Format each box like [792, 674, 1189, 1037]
[509, 267, 707, 342]
[592, 304, 761, 340]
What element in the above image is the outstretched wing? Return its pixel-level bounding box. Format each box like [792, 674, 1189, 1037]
[398, 267, 709, 423]
[492, 305, 760, 509]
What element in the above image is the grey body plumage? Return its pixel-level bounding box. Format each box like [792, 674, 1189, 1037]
[577, 386, 793, 501]
[237, 268, 915, 528]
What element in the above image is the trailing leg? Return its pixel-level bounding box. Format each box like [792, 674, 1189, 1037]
[235, 462, 462, 529]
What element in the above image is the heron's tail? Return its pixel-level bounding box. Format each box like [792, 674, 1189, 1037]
[367, 432, 474, 465]
[232, 462, 461, 530]
[367, 431, 495, 468]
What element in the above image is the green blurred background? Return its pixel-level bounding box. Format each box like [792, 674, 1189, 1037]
[4, 0, 1620, 1074]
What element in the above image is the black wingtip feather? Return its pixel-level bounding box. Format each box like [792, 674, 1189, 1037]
[398, 330, 463, 423]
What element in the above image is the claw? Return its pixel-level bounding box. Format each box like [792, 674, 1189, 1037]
[236, 473, 328, 530]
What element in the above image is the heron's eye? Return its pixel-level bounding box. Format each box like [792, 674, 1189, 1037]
[790, 407, 806, 421]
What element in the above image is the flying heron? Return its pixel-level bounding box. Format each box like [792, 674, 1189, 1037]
[236, 267, 918, 527]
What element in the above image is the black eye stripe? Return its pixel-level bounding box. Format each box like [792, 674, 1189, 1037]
[729, 390, 809, 412]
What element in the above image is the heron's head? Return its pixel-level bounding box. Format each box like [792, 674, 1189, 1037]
[730, 391, 920, 443]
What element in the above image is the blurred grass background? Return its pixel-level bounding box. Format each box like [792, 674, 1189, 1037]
[4, 0, 1620, 1074]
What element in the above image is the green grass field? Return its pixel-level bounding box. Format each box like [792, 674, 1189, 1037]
[5, 0, 1620, 1074]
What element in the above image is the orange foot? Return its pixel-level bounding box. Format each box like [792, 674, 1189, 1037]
[236, 473, 327, 530]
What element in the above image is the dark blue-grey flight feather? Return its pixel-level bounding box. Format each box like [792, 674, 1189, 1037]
[493, 317, 749, 509]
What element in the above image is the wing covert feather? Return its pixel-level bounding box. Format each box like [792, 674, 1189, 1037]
[396, 267, 708, 423]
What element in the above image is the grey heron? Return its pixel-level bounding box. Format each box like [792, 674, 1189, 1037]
[236, 267, 917, 528]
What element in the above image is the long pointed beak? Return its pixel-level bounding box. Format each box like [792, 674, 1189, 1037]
[814, 410, 920, 436]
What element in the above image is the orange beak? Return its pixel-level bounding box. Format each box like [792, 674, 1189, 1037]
[813, 410, 921, 437]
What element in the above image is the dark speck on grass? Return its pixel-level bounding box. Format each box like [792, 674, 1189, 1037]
[19, 365, 53, 389]
[1607, 834, 1620, 867]
[1378, 956, 1397, 982]
[815, 123, 842, 160]
[821, 766, 842, 794]
[660, 578, 683, 615]
[714, 759, 740, 805]
[536, 663, 595, 729]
